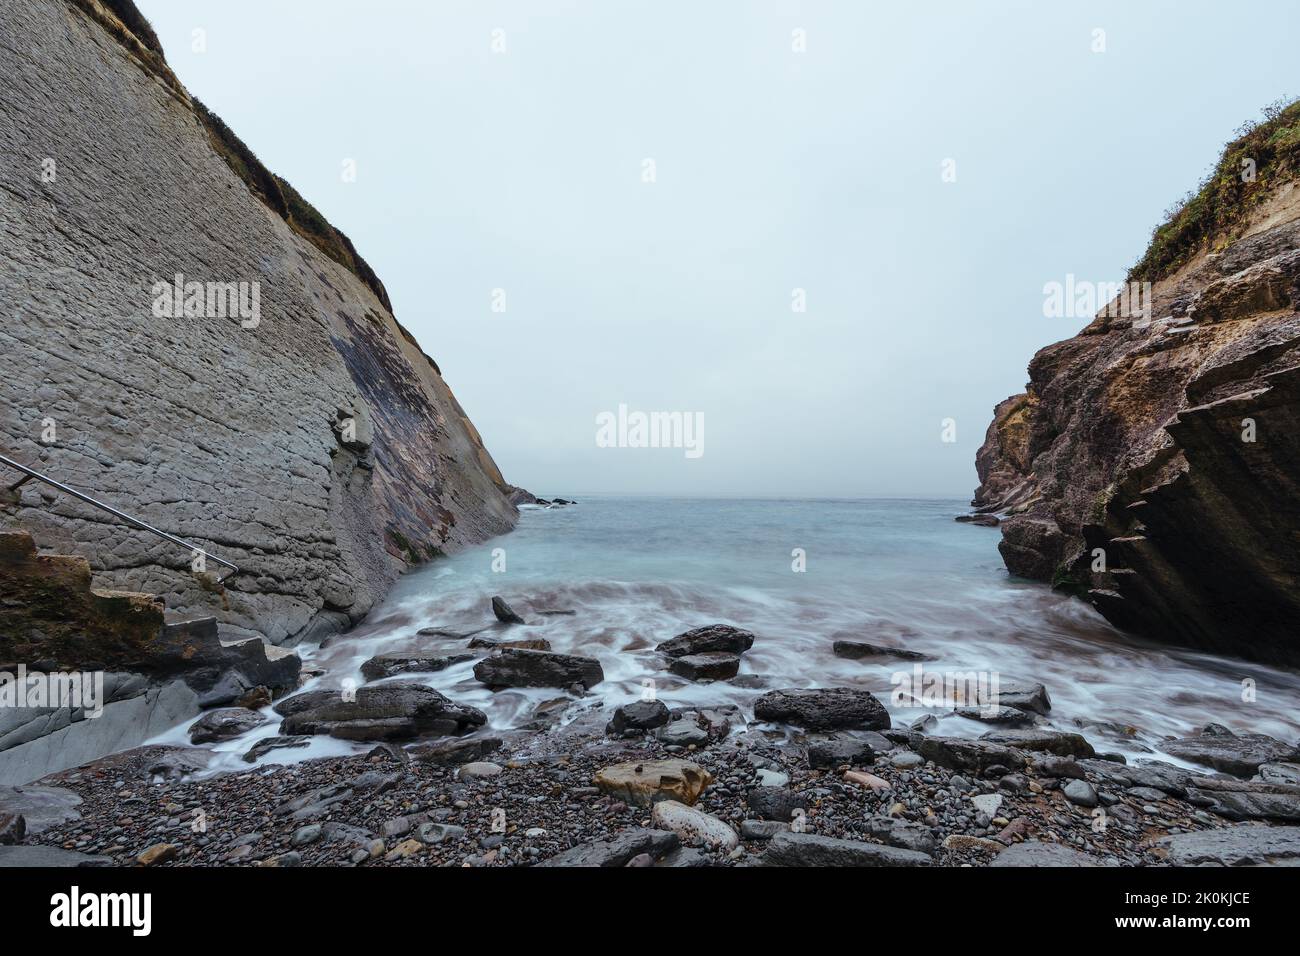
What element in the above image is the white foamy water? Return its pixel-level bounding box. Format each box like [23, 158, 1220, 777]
[173, 497, 1300, 774]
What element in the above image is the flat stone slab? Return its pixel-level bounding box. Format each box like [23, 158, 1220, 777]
[1162, 825, 1300, 866]
[987, 840, 1099, 867]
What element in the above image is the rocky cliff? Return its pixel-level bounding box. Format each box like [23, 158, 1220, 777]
[974, 101, 1300, 667]
[0, 0, 518, 645]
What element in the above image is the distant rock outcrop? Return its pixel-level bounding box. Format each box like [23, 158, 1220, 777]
[0, 0, 517, 647]
[975, 101, 1300, 666]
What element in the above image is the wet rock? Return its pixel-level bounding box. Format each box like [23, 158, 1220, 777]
[987, 840, 1098, 867]
[360, 654, 474, 680]
[1078, 758, 1192, 796]
[242, 735, 312, 763]
[187, 707, 266, 744]
[275, 682, 486, 741]
[409, 736, 503, 766]
[831, 640, 932, 661]
[1184, 783, 1300, 822]
[656, 624, 755, 658]
[747, 787, 809, 821]
[980, 729, 1095, 758]
[467, 636, 552, 651]
[667, 652, 741, 681]
[761, 831, 931, 867]
[753, 688, 890, 731]
[1163, 724, 1300, 778]
[592, 759, 712, 807]
[473, 649, 604, 690]
[0, 784, 81, 834]
[914, 736, 1026, 773]
[955, 513, 1000, 527]
[651, 800, 739, 850]
[235, 686, 272, 710]
[975, 680, 1051, 715]
[1162, 825, 1300, 866]
[605, 700, 670, 737]
[538, 827, 680, 867]
[867, 817, 937, 854]
[806, 735, 885, 769]
[491, 596, 526, 624]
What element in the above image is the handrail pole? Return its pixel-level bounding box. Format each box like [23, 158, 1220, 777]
[0, 452, 239, 575]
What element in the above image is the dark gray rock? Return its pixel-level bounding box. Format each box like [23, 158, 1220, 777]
[975, 680, 1051, 715]
[1162, 825, 1300, 865]
[746, 787, 809, 822]
[668, 652, 741, 681]
[242, 735, 312, 762]
[537, 827, 680, 867]
[987, 840, 1098, 867]
[656, 624, 755, 658]
[409, 736, 503, 765]
[0, 812, 24, 845]
[655, 719, 710, 747]
[754, 688, 890, 731]
[187, 707, 266, 744]
[955, 705, 1034, 726]
[275, 682, 486, 741]
[0, 784, 81, 834]
[1031, 755, 1086, 779]
[1164, 725, 1300, 778]
[605, 700, 671, 737]
[980, 729, 1095, 758]
[914, 736, 1026, 772]
[740, 819, 789, 841]
[0, 845, 112, 867]
[473, 649, 604, 690]
[806, 736, 883, 769]
[491, 596, 526, 624]
[1062, 779, 1099, 807]
[761, 831, 931, 867]
[360, 654, 474, 680]
[831, 640, 932, 661]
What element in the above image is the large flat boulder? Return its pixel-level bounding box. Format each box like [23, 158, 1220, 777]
[1162, 825, 1300, 866]
[473, 648, 603, 690]
[1163, 724, 1300, 778]
[753, 688, 890, 731]
[538, 828, 679, 867]
[656, 624, 755, 658]
[275, 681, 485, 741]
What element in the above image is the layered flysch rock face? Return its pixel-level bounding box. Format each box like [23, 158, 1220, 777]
[975, 148, 1300, 665]
[0, 0, 517, 644]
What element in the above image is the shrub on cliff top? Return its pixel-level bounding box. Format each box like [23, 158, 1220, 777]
[1130, 97, 1300, 283]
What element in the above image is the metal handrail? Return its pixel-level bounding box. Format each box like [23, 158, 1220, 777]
[0, 451, 239, 583]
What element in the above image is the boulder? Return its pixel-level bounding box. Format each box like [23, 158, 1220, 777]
[656, 624, 755, 658]
[806, 734, 888, 769]
[747, 787, 809, 821]
[955, 705, 1034, 726]
[655, 719, 710, 748]
[467, 636, 552, 651]
[592, 759, 712, 807]
[914, 736, 1026, 772]
[275, 682, 486, 741]
[360, 653, 474, 681]
[980, 729, 1095, 758]
[473, 649, 604, 690]
[975, 680, 1051, 715]
[1163, 724, 1300, 778]
[538, 828, 679, 867]
[650, 800, 739, 850]
[188, 707, 266, 744]
[753, 688, 890, 731]
[761, 831, 931, 867]
[668, 652, 741, 681]
[605, 700, 670, 737]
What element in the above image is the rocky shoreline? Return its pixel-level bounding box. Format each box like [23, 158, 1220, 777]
[4, 622, 1298, 868]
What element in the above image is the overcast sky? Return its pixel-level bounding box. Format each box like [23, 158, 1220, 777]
[139, 0, 1300, 498]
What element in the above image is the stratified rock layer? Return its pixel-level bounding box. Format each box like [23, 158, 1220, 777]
[974, 168, 1300, 665]
[0, 0, 516, 645]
